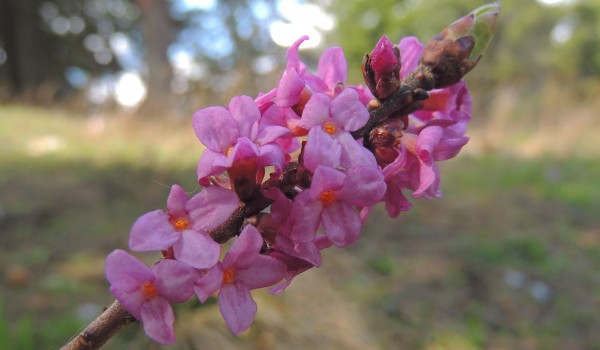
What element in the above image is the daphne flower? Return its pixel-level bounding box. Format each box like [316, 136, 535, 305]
[193, 95, 289, 187]
[193, 225, 286, 334]
[300, 88, 377, 170]
[106, 250, 196, 344]
[129, 185, 238, 269]
[291, 165, 386, 247]
[276, 36, 348, 109]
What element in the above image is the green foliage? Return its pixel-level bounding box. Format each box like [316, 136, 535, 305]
[328, 0, 600, 89]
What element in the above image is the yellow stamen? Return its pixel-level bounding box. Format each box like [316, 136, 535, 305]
[172, 218, 189, 231]
[320, 190, 335, 205]
[141, 281, 158, 299]
[323, 122, 337, 135]
[223, 268, 235, 284]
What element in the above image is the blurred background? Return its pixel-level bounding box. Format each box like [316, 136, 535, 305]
[1, 0, 600, 349]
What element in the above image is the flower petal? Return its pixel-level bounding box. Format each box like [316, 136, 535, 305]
[290, 191, 323, 243]
[299, 93, 331, 130]
[384, 175, 413, 218]
[141, 297, 176, 344]
[223, 225, 262, 270]
[276, 68, 305, 107]
[194, 264, 224, 303]
[322, 202, 361, 247]
[110, 286, 145, 320]
[337, 131, 378, 169]
[256, 143, 286, 171]
[309, 165, 345, 201]
[218, 281, 257, 335]
[166, 185, 189, 216]
[399, 36, 424, 79]
[172, 231, 221, 269]
[317, 46, 347, 87]
[106, 249, 154, 291]
[188, 186, 239, 230]
[236, 255, 287, 289]
[303, 127, 341, 173]
[153, 259, 196, 303]
[192, 106, 239, 153]
[229, 95, 260, 140]
[338, 166, 386, 207]
[255, 125, 291, 145]
[330, 88, 369, 132]
[416, 126, 443, 163]
[197, 149, 228, 185]
[129, 210, 181, 252]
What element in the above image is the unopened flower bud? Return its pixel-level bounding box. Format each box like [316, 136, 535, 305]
[417, 2, 500, 89]
[362, 35, 401, 100]
[369, 118, 405, 166]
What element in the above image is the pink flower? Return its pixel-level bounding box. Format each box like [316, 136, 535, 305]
[412, 81, 472, 135]
[129, 184, 238, 269]
[276, 36, 348, 108]
[105, 249, 196, 344]
[193, 225, 286, 334]
[300, 88, 377, 171]
[263, 187, 325, 267]
[290, 165, 386, 247]
[193, 95, 289, 186]
[379, 123, 468, 216]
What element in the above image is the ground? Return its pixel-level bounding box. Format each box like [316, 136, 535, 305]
[1, 105, 599, 349]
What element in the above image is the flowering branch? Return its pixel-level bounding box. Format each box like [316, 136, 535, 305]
[60, 3, 499, 349]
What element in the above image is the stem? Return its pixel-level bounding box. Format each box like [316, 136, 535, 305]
[60, 301, 136, 350]
[351, 64, 435, 141]
[209, 161, 301, 243]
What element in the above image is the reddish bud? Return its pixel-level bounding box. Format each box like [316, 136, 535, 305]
[362, 35, 401, 100]
[371, 35, 400, 77]
[369, 118, 405, 166]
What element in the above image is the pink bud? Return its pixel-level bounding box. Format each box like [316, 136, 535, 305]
[371, 35, 400, 78]
[362, 35, 402, 100]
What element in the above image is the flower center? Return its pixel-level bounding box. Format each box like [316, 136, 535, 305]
[171, 217, 189, 231]
[319, 190, 335, 205]
[323, 122, 337, 135]
[140, 281, 158, 299]
[223, 268, 235, 284]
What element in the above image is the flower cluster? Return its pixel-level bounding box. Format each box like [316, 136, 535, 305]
[105, 4, 498, 344]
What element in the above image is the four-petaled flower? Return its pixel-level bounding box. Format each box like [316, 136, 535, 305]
[106, 250, 196, 344]
[193, 225, 287, 334]
[129, 184, 238, 269]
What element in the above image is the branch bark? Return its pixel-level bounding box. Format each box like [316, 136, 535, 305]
[60, 301, 136, 350]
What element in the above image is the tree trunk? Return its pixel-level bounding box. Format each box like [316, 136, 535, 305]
[0, 0, 52, 102]
[135, 0, 174, 118]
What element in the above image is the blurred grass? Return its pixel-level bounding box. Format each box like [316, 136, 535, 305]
[1, 104, 600, 349]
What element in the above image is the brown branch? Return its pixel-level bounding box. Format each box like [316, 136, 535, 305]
[61, 300, 136, 350]
[351, 64, 436, 141]
[209, 161, 301, 243]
